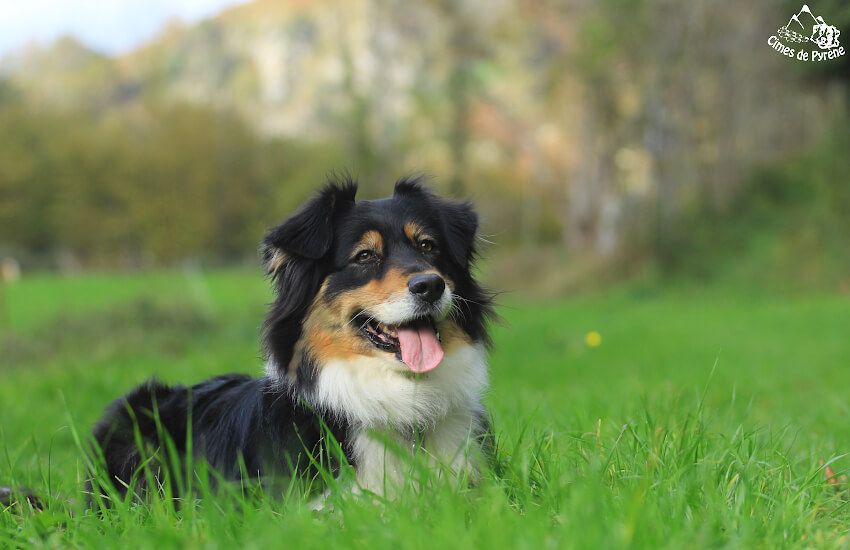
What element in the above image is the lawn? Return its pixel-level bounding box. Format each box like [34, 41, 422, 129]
[1, 270, 849, 548]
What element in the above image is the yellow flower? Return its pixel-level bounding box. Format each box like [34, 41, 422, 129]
[585, 330, 602, 348]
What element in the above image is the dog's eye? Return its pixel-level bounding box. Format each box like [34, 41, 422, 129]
[418, 239, 436, 253]
[354, 250, 376, 264]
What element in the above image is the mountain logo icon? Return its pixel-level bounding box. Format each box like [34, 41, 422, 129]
[769, 4, 845, 61]
[777, 4, 840, 49]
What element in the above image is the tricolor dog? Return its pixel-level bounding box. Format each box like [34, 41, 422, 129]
[90, 177, 495, 499]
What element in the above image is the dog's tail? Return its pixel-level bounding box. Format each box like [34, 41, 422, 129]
[0, 486, 43, 510]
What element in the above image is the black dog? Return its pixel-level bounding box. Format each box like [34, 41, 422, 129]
[88, 177, 494, 500]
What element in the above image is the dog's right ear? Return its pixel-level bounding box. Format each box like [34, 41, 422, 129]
[260, 181, 357, 274]
[261, 180, 357, 376]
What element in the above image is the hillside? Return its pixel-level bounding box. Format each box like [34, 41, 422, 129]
[0, 36, 118, 109]
[0, 0, 525, 140]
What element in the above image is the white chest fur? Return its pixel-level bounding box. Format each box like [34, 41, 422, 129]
[310, 343, 489, 494]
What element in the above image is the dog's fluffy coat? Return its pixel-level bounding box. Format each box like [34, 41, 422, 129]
[91, 177, 494, 498]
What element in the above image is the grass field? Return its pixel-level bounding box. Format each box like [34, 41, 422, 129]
[1, 270, 850, 548]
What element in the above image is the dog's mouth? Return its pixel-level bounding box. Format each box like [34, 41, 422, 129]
[357, 314, 444, 373]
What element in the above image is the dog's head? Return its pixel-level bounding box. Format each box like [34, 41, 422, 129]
[260, 176, 492, 396]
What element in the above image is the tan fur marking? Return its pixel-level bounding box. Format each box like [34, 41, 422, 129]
[356, 230, 384, 255]
[404, 222, 437, 249]
[296, 280, 380, 368]
[306, 328, 369, 363]
[435, 319, 472, 353]
[286, 338, 306, 379]
[333, 268, 409, 316]
[403, 222, 421, 243]
[267, 250, 288, 274]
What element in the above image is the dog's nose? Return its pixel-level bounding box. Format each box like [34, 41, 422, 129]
[408, 274, 446, 303]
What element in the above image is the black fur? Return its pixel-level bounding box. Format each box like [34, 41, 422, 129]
[260, 180, 358, 372]
[89, 175, 493, 499]
[89, 375, 351, 499]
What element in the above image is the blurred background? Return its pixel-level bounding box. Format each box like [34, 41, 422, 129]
[0, 0, 848, 294]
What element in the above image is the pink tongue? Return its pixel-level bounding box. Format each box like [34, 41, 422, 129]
[397, 325, 444, 373]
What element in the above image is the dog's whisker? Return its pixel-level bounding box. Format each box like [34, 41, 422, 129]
[356, 315, 376, 332]
[452, 294, 488, 308]
[336, 316, 360, 335]
[448, 299, 468, 324]
[334, 311, 375, 336]
[450, 294, 471, 315]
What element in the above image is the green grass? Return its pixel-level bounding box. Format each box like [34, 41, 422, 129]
[2, 271, 850, 548]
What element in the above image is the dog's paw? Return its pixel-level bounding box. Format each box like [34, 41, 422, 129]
[307, 488, 333, 512]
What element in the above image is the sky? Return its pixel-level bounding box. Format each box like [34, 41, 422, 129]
[0, 0, 248, 56]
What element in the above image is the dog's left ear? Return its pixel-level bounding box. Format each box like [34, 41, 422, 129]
[261, 181, 357, 273]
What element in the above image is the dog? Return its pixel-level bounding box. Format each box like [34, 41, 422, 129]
[87, 177, 495, 501]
